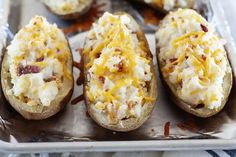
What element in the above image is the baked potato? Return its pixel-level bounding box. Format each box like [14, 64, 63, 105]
[1, 16, 74, 120]
[134, 0, 195, 12]
[156, 9, 232, 117]
[83, 12, 157, 131]
[42, 0, 93, 20]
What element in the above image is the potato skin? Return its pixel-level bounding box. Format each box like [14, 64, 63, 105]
[1, 41, 74, 120]
[130, 0, 168, 13]
[131, 0, 195, 13]
[83, 13, 158, 132]
[43, 0, 93, 20]
[156, 12, 233, 118]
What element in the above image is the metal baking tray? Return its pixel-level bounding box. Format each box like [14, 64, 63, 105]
[1, 0, 236, 153]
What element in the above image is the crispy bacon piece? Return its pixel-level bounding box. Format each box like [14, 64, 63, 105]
[164, 121, 171, 137]
[200, 24, 208, 32]
[117, 61, 123, 72]
[36, 56, 44, 62]
[98, 76, 105, 84]
[17, 64, 40, 76]
[201, 55, 207, 61]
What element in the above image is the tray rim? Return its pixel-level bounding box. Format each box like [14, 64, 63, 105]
[0, 139, 236, 153]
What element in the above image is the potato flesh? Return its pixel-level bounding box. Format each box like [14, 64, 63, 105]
[156, 9, 232, 111]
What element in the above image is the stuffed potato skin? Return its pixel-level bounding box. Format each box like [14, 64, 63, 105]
[156, 9, 232, 117]
[134, 0, 195, 12]
[1, 16, 74, 120]
[42, 0, 93, 20]
[83, 12, 157, 131]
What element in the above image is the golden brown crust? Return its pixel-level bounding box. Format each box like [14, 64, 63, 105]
[1, 41, 74, 120]
[83, 12, 157, 132]
[156, 13, 233, 118]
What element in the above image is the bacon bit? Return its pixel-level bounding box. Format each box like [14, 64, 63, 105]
[164, 122, 170, 137]
[115, 48, 121, 52]
[36, 56, 44, 62]
[185, 56, 189, 59]
[98, 76, 105, 84]
[201, 55, 207, 61]
[44, 77, 57, 82]
[176, 123, 187, 131]
[71, 94, 84, 105]
[177, 116, 198, 132]
[200, 24, 208, 32]
[95, 52, 101, 58]
[178, 80, 183, 88]
[187, 116, 198, 132]
[73, 61, 83, 69]
[169, 58, 177, 62]
[17, 64, 40, 76]
[128, 102, 134, 109]
[117, 61, 123, 72]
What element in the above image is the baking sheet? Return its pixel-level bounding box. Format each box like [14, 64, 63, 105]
[0, 0, 236, 150]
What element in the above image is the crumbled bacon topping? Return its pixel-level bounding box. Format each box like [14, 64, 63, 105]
[17, 64, 40, 76]
[200, 24, 208, 32]
[117, 61, 123, 72]
[98, 76, 105, 84]
[36, 56, 44, 62]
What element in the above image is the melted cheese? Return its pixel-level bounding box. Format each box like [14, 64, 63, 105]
[84, 12, 153, 123]
[7, 16, 71, 106]
[156, 9, 231, 109]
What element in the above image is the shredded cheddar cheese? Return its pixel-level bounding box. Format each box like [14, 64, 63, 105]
[7, 16, 71, 107]
[84, 12, 154, 123]
[156, 9, 231, 109]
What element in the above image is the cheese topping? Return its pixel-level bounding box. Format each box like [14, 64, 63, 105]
[42, 0, 92, 15]
[144, 0, 195, 11]
[156, 9, 231, 109]
[7, 16, 71, 106]
[84, 12, 154, 124]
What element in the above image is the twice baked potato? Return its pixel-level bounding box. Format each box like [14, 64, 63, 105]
[83, 12, 157, 131]
[135, 0, 195, 12]
[42, 0, 93, 20]
[156, 9, 232, 117]
[1, 16, 74, 120]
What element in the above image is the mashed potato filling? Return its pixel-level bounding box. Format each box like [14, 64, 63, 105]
[7, 16, 71, 106]
[156, 9, 231, 109]
[42, 0, 91, 15]
[144, 0, 195, 11]
[84, 12, 154, 123]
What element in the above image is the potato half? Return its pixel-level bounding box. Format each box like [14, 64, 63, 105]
[134, 0, 195, 12]
[1, 16, 73, 120]
[83, 12, 157, 131]
[156, 9, 232, 117]
[42, 0, 93, 20]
